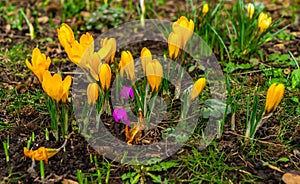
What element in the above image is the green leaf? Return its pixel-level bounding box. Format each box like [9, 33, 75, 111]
[121, 172, 136, 180]
[188, 65, 196, 73]
[292, 69, 300, 89]
[236, 63, 252, 69]
[131, 174, 141, 184]
[159, 161, 178, 171]
[277, 54, 290, 61]
[147, 172, 162, 183]
[263, 162, 269, 166]
[278, 157, 289, 162]
[224, 62, 235, 73]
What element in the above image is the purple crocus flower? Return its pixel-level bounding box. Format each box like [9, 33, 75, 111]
[113, 108, 131, 126]
[120, 86, 134, 100]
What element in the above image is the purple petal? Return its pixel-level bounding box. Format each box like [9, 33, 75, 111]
[123, 119, 131, 126]
[113, 109, 120, 122]
[120, 88, 129, 99]
[113, 108, 130, 125]
[120, 86, 134, 99]
[128, 88, 134, 99]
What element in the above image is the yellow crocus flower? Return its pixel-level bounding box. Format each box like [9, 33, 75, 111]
[67, 32, 94, 65]
[146, 59, 163, 92]
[98, 63, 111, 91]
[168, 32, 181, 60]
[172, 16, 194, 48]
[25, 48, 51, 83]
[87, 83, 99, 105]
[57, 23, 75, 50]
[80, 45, 102, 81]
[57, 23, 94, 66]
[99, 38, 116, 64]
[119, 50, 135, 81]
[190, 78, 206, 100]
[24, 147, 59, 164]
[140, 47, 152, 72]
[247, 3, 254, 20]
[258, 12, 272, 33]
[202, 3, 209, 17]
[264, 83, 284, 114]
[42, 71, 72, 103]
[87, 53, 102, 81]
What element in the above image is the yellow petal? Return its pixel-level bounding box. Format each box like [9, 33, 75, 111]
[265, 83, 284, 114]
[120, 51, 135, 81]
[140, 47, 152, 72]
[67, 32, 94, 66]
[99, 38, 116, 64]
[61, 75, 72, 103]
[247, 3, 254, 20]
[168, 32, 181, 59]
[172, 16, 194, 47]
[87, 83, 99, 105]
[25, 59, 33, 71]
[45, 148, 59, 159]
[146, 59, 163, 92]
[99, 64, 111, 91]
[57, 23, 75, 50]
[31, 48, 41, 67]
[202, 3, 209, 16]
[190, 78, 206, 100]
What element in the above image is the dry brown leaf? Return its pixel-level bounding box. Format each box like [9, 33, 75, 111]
[282, 171, 300, 184]
[62, 179, 79, 184]
[38, 16, 49, 24]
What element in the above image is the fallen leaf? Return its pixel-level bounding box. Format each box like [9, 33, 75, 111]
[62, 179, 79, 184]
[274, 44, 285, 49]
[282, 171, 300, 184]
[5, 24, 11, 33]
[38, 16, 49, 24]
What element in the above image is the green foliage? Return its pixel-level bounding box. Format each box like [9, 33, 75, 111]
[292, 68, 300, 89]
[0, 3, 23, 30]
[176, 145, 253, 183]
[192, 0, 228, 61]
[85, 5, 127, 31]
[121, 161, 177, 184]
[61, 0, 87, 22]
[226, 0, 285, 60]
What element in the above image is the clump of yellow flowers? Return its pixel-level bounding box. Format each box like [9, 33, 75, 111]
[26, 47, 72, 140]
[26, 15, 207, 145]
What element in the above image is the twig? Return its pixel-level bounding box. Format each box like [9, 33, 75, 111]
[226, 130, 288, 148]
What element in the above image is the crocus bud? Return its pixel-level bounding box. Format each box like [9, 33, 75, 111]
[87, 83, 99, 105]
[146, 59, 163, 92]
[168, 32, 181, 59]
[98, 63, 112, 91]
[140, 47, 152, 72]
[247, 3, 254, 20]
[119, 50, 135, 81]
[202, 3, 209, 17]
[265, 83, 284, 114]
[190, 78, 206, 100]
